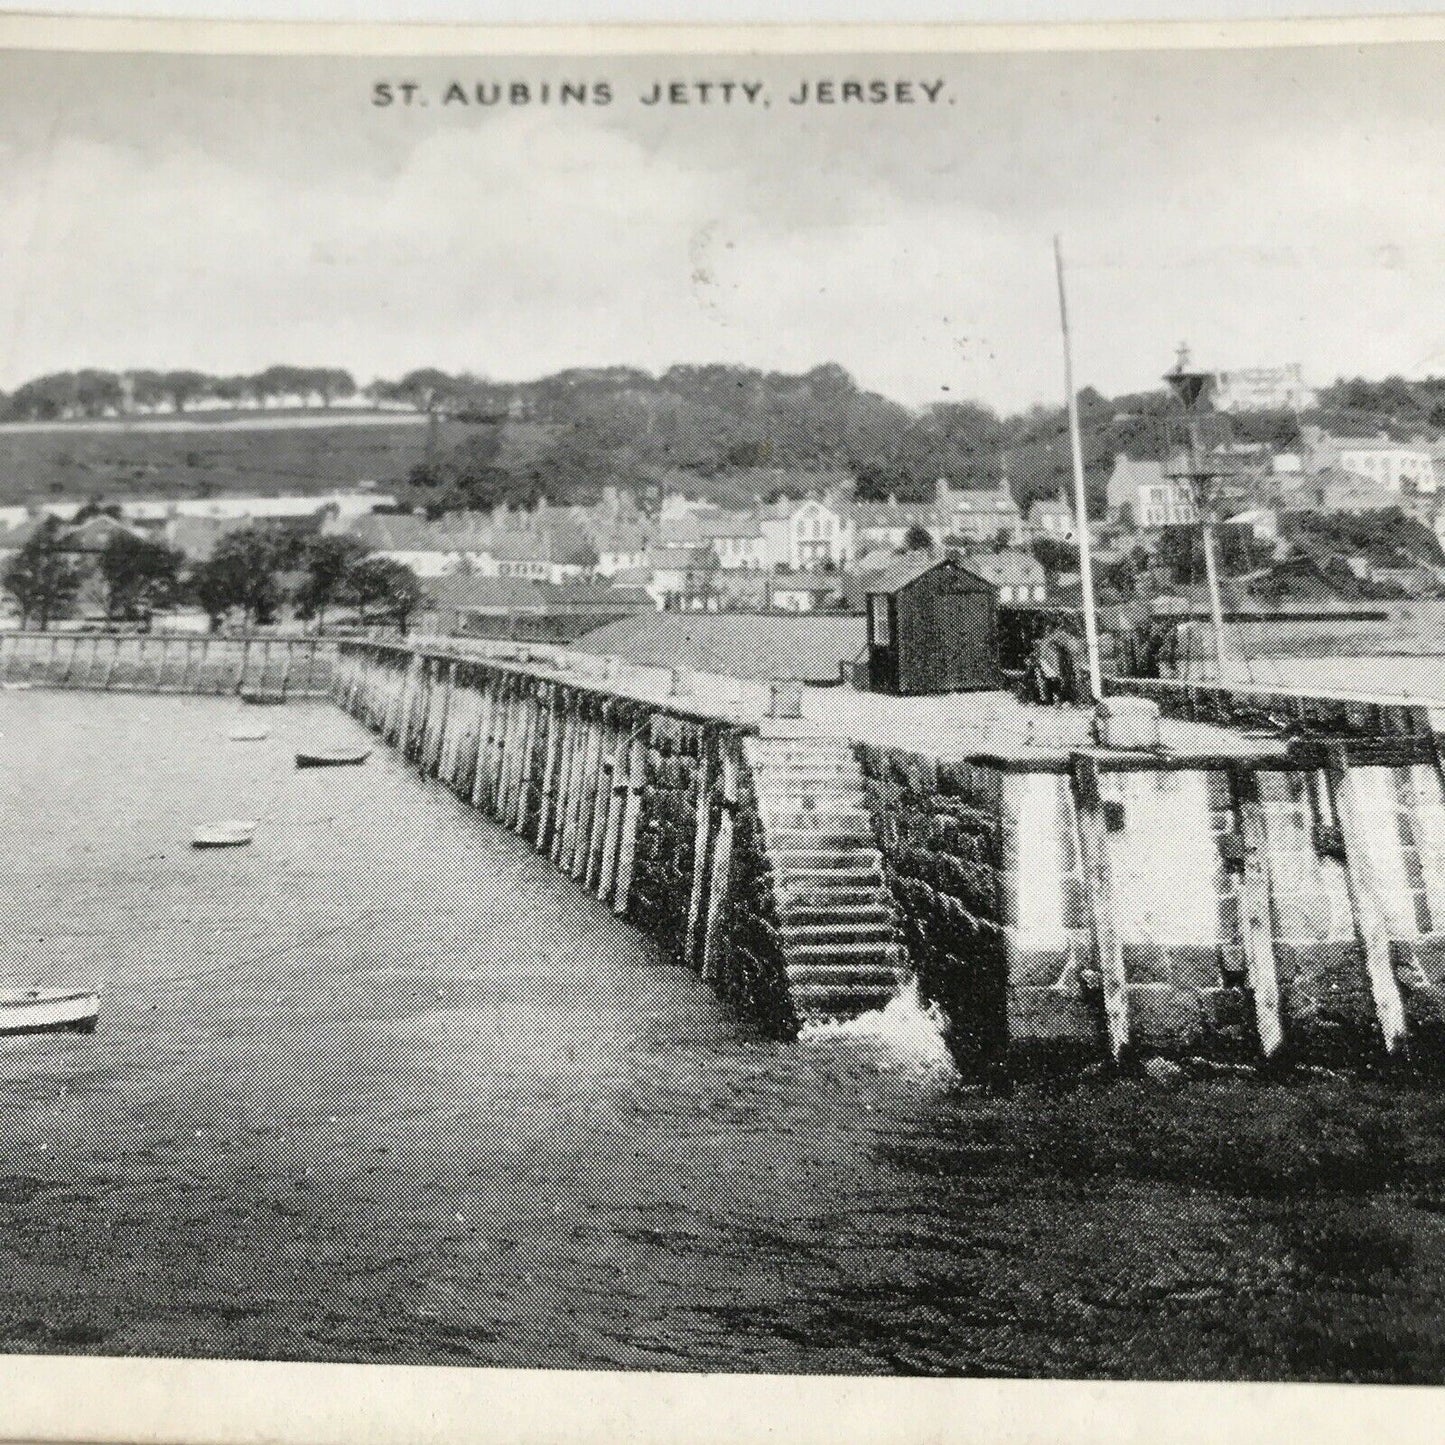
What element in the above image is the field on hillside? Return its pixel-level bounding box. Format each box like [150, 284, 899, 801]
[0, 415, 472, 505]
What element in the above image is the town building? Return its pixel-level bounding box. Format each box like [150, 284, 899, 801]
[1301, 426, 1437, 494]
[1106, 455, 1199, 530]
[1208, 364, 1316, 414]
[957, 548, 1048, 604]
[758, 494, 855, 571]
[932, 478, 1023, 547]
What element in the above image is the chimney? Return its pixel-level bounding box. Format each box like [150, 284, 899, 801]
[935, 477, 950, 504]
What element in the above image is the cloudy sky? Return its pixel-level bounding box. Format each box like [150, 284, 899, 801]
[0, 40, 1441, 411]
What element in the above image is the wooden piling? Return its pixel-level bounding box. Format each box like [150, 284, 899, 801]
[1069, 753, 1131, 1064]
[1230, 764, 1284, 1062]
[1326, 745, 1409, 1058]
[612, 726, 648, 918]
[699, 744, 737, 983]
[684, 741, 716, 969]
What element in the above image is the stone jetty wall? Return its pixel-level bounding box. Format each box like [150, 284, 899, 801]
[860, 739, 1445, 1076]
[335, 638, 1445, 1078]
[332, 639, 824, 1037]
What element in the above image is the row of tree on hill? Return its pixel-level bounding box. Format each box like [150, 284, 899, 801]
[0, 522, 422, 633]
[12, 358, 1445, 519]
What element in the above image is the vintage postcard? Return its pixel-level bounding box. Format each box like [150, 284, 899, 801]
[4, 12, 1445, 1445]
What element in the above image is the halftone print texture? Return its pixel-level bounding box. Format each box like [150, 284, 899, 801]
[6, 28, 1445, 1389]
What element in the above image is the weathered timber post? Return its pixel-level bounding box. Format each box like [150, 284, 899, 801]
[596, 722, 629, 901]
[513, 690, 539, 833]
[1069, 753, 1131, 1064]
[537, 689, 565, 853]
[553, 701, 583, 867]
[585, 712, 617, 891]
[560, 704, 589, 872]
[491, 679, 516, 819]
[499, 680, 526, 823]
[699, 742, 738, 984]
[612, 726, 648, 917]
[1325, 744, 1409, 1058]
[571, 710, 605, 879]
[236, 637, 252, 695]
[1230, 763, 1284, 1062]
[684, 738, 717, 970]
[470, 672, 498, 810]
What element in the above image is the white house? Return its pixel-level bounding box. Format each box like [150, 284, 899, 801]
[1107, 456, 1199, 530]
[759, 495, 855, 571]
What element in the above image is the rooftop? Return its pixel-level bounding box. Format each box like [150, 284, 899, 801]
[571, 611, 866, 685]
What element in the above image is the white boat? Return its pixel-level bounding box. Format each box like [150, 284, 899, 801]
[0, 988, 100, 1036]
[192, 819, 258, 848]
[229, 726, 269, 742]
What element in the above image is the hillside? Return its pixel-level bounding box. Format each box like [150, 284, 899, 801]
[0, 415, 466, 507]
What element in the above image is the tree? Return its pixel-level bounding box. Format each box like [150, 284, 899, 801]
[2, 518, 85, 629]
[348, 556, 423, 633]
[162, 370, 210, 413]
[188, 526, 284, 630]
[1031, 537, 1078, 575]
[900, 523, 934, 554]
[98, 532, 184, 622]
[313, 369, 356, 408]
[295, 534, 370, 629]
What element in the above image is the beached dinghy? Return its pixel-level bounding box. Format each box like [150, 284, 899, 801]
[296, 748, 369, 769]
[0, 988, 100, 1036]
[229, 726, 269, 742]
[192, 819, 258, 848]
[240, 692, 286, 706]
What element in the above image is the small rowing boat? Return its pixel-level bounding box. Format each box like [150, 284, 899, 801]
[192, 819, 258, 848]
[229, 726, 269, 742]
[240, 692, 286, 706]
[0, 988, 100, 1036]
[296, 748, 369, 769]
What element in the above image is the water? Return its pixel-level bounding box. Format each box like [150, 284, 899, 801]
[0, 691, 989, 1372]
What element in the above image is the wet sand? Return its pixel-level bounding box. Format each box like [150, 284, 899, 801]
[1, 692, 1442, 1379]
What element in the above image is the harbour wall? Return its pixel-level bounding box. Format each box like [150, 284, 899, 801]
[0, 630, 334, 697]
[860, 740, 1445, 1075]
[331, 638, 885, 1040]
[13, 626, 1445, 1077]
[330, 639, 1445, 1076]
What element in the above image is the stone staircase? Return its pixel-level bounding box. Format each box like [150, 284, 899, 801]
[745, 733, 908, 1024]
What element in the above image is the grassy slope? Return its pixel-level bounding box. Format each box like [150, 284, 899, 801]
[0, 418, 476, 506]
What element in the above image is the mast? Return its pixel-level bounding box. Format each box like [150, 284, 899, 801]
[1052, 236, 1103, 702]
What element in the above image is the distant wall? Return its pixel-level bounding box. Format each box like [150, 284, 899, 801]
[0, 631, 334, 696]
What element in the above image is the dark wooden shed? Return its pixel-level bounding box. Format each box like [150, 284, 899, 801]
[865, 554, 1004, 695]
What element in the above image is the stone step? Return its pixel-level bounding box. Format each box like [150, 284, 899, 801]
[757, 776, 862, 794]
[781, 919, 894, 942]
[775, 870, 884, 894]
[785, 963, 902, 987]
[768, 828, 877, 849]
[789, 936, 901, 958]
[778, 900, 893, 924]
[771, 845, 882, 868]
[778, 890, 886, 914]
[791, 982, 900, 1012]
[762, 808, 874, 831]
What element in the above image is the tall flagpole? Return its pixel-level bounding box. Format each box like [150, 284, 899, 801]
[1053, 236, 1103, 702]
